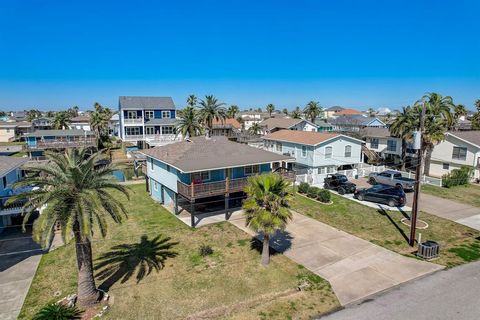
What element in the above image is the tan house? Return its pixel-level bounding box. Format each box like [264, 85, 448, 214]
[0, 122, 33, 142]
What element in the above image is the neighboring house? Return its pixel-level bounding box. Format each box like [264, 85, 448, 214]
[32, 117, 53, 130]
[324, 106, 345, 119]
[333, 108, 364, 117]
[109, 113, 120, 137]
[428, 131, 480, 180]
[142, 136, 294, 227]
[0, 156, 29, 233]
[330, 115, 386, 133]
[260, 117, 318, 134]
[10, 111, 27, 122]
[119, 96, 179, 149]
[0, 121, 33, 142]
[360, 127, 403, 165]
[315, 120, 334, 132]
[211, 118, 242, 138]
[263, 129, 364, 173]
[69, 115, 91, 131]
[239, 111, 266, 130]
[24, 129, 96, 158]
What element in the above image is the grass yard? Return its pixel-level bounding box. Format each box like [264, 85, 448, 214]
[422, 184, 480, 208]
[291, 192, 480, 268]
[19, 184, 339, 320]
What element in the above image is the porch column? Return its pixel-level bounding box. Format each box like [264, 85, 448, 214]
[190, 200, 196, 227]
[225, 194, 230, 220]
[174, 193, 179, 215]
[145, 176, 150, 193]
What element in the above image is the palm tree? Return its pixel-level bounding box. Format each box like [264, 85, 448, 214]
[243, 173, 292, 266]
[452, 104, 468, 130]
[389, 106, 415, 170]
[33, 303, 82, 320]
[175, 106, 203, 138]
[68, 106, 80, 118]
[90, 103, 112, 148]
[187, 94, 197, 108]
[303, 101, 322, 123]
[282, 108, 289, 115]
[248, 122, 262, 135]
[26, 109, 42, 121]
[367, 108, 376, 117]
[266, 104, 275, 117]
[290, 106, 302, 119]
[10, 149, 129, 306]
[227, 105, 240, 119]
[52, 111, 72, 129]
[472, 99, 480, 129]
[198, 95, 227, 136]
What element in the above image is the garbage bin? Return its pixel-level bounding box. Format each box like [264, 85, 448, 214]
[417, 240, 440, 259]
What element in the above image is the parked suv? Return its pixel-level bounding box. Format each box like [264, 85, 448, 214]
[368, 170, 415, 190]
[323, 174, 356, 195]
[354, 185, 407, 207]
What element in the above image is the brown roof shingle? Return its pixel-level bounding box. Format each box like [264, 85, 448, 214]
[263, 130, 341, 146]
[260, 117, 303, 131]
[142, 136, 293, 173]
[335, 108, 363, 116]
[448, 131, 480, 147]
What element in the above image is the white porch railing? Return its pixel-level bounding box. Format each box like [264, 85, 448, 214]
[123, 119, 143, 124]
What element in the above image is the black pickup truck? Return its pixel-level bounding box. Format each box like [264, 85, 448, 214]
[323, 174, 357, 195]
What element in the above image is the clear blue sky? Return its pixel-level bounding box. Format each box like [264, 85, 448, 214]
[0, 0, 479, 111]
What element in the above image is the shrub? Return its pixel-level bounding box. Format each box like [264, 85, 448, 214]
[33, 303, 82, 320]
[442, 166, 473, 188]
[199, 244, 214, 257]
[298, 182, 310, 194]
[307, 186, 320, 198]
[317, 189, 331, 203]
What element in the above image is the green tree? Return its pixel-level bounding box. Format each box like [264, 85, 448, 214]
[243, 173, 292, 266]
[198, 95, 227, 136]
[187, 94, 197, 108]
[367, 108, 376, 117]
[26, 109, 42, 121]
[33, 303, 82, 320]
[389, 106, 415, 170]
[452, 104, 468, 130]
[52, 111, 72, 129]
[175, 106, 203, 138]
[303, 101, 322, 123]
[227, 105, 240, 118]
[11, 149, 129, 306]
[90, 103, 113, 148]
[67, 106, 80, 117]
[266, 104, 275, 117]
[471, 99, 480, 129]
[282, 108, 289, 115]
[290, 106, 302, 119]
[248, 122, 262, 135]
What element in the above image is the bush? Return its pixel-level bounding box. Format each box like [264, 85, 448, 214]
[317, 189, 331, 203]
[199, 244, 214, 257]
[442, 166, 473, 188]
[298, 182, 310, 194]
[307, 186, 320, 198]
[33, 303, 82, 320]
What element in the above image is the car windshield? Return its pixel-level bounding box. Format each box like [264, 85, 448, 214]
[367, 185, 385, 192]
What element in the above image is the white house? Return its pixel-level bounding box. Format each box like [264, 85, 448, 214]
[429, 131, 480, 179]
[260, 117, 318, 134]
[263, 129, 364, 174]
[361, 127, 403, 165]
[69, 115, 91, 131]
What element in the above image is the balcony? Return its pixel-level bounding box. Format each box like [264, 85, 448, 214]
[145, 134, 182, 146]
[0, 197, 28, 216]
[123, 134, 144, 142]
[123, 118, 144, 125]
[25, 138, 97, 150]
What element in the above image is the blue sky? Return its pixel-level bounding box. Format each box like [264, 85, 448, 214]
[0, 0, 479, 111]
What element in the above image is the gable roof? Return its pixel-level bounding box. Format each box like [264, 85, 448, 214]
[142, 136, 293, 173]
[330, 115, 386, 127]
[263, 129, 364, 146]
[0, 156, 28, 177]
[70, 115, 90, 123]
[260, 117, 317, 131]
[447, 131, 480, 148]
[360, 127, 392, 138]
[335, 108, 363, 116]
[212, 118, 242, 129]
[119, 96, 175, 110]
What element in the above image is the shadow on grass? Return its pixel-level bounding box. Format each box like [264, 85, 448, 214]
[377, 208, 409, 244]
[249, 229, 293, 255]
[95, 235, 178, 291]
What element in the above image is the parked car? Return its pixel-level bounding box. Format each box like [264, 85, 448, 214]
[354, 185, 407, 207]
[323, 174, 356, 195]
[368, 170, 415, 190]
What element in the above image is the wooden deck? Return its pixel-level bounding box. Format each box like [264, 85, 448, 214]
[25, 138, 97, 150]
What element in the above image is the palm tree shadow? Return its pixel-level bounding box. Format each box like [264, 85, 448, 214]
[95, 235, 178, 291]
[249, 229, 293, 255]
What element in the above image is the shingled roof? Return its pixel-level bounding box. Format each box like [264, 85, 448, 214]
[142, 136, 293, 173]
[119, 96, 175, 110]
[0, 156, 28, 177]
[260, 117, 316, 131]
[447, 131, 480, 147]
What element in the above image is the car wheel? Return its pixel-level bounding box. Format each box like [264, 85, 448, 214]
[323, 184, 330, 189]
[338, 187, 346, 195]
[369, 177, 376, 185]
[395, 184, 403, 189]
[357, 194, 364, 201]
[388, 199, 396, 207]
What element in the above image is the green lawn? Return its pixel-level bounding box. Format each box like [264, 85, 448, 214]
[422, 184, 480, 208]
[0, 141, 25, 146]
[20, 184, 339, 320]
[291, 192, 480, 268]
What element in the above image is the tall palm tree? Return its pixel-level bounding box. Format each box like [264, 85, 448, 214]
[266, 104, 275, 117]
[248, 122, 262, 135]
[68, 106, 80, 117]
[290, 106, 302, 119]
[10, 149, 129, 306]
[175, 106, 203, 138]
[52, 111, 72, 129]
[90, 103, 113, 148]
[282, 108, 289, 115]
[389, 106, 415, 170]
[452, 104, 468, 130]
[303, 101, 322, 123]
[243, 173, 292, 266]
[26, 109, 42, 121]
[187, 94, 197, 108]
[472, 99, 480, 129]
[198, 95, 227, 136]
[227, 105, 240, 119]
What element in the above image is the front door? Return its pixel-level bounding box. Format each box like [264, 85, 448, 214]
[145, 127, 154, 135]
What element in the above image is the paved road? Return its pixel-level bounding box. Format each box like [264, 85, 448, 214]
[229, 212, 442, 305]
[0, 228, 43, 320]
[320, 260, 480, 320]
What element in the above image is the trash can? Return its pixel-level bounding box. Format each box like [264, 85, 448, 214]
[417, 240, 440, 259]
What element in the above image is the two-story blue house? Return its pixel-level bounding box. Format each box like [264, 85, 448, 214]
[142, 136, 294, 227]
[119, 96, 180, 149]
[0, 156, 28, 234]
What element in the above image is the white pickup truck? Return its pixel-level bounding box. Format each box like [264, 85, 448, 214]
[368, 170, 415, 190]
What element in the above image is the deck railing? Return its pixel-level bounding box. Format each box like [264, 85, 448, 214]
[25, 138, 97, 150]
[123, 119, 144, 124]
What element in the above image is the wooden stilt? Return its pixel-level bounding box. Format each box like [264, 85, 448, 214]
[225, 194, 230, 220]
[190, 201, 195, 227]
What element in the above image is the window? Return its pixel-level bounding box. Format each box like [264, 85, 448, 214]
[125, 127, 141, 136]
[126, 111, 138, 119]
[318, 167, 326, 174]
[387, 140, 397, 152]
[162, 110, 171, 118]
[145, 111, 154, 119]
[153, 181, 158, 191]
[325, 146, 332, 159]
[150, 158, 154, 171]
[162, 126, 174, 135]
[276, 142, 282, 152]
[244, 165, 260, 176]
[452, 147, 467, 160]
[443, 163, 450, 170]
[2, 176, 6, 188]
[192, 171, 210, 182]
[145, 127, 154, 135]
[301, 146, 307, 157]
[327, 166, 334, 173]
[344, 145, 352, 157]
[370, 138, 379, 149]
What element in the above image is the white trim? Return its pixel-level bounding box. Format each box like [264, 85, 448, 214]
[446, 133, 480, 149]
[244, 165, 260, 176]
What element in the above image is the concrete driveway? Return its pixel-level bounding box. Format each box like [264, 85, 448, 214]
[229, 212, 443, 305]
[0, 228, 43, 320]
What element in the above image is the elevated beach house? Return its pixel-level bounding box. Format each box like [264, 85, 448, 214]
[24, 129, 96, 158]
[260, 117, 318, 134]
[142, 136, 294, 227]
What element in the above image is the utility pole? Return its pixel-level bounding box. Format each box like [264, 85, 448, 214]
[409, 102, 427, 247]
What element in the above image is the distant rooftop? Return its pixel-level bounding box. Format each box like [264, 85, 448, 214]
[334, 108, 364, 116]
[264, 130, 343, 146]
[119, 96, 175, 110]
[0, 156, 28, 177]
[325, 106, 345, 112]
[24, 129, 95, 138]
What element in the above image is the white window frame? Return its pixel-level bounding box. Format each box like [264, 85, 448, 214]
[162, 126, 174, 135]
[370, 138, 379, 149]
[192, 171, 210, 182]
[145, 111, 154, 119]
[244, 165, 260, 176]
[344, 145, 352, 157]
[126, 110, 138, 119]
[325, 146, 332, 159]
[162, 110, 171, 119]
[301, 146, 307, 157]
[276, 142, 282, 152]
[452, 146, 467, 161]
[387, 140, 397, 152]
[145, 127, 155, 135]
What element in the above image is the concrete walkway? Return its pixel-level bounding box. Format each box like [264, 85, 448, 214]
[229, 212, 443, 306]
[320, 260, 480, 320]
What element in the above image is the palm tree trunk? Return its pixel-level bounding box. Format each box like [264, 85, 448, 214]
[401, 139, 407, 171]
[423, 145, 433, 177]
[73, 222, 100, 306]
[261, 234, 270, 266]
